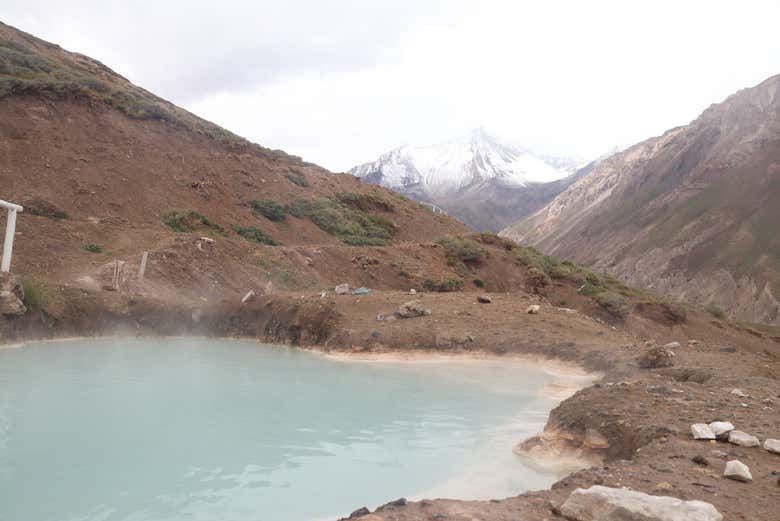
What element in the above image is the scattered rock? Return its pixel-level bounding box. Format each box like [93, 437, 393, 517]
[688, 339, 700, 345]
[559, 485, 722, 521]
[263, 281, 275, 296]
[0, 272, 24, 301]
[347, 507, 370, 519]
[375, 314, 385, 321]
[654, 482, 674, 492]
[477, 294, 492, 303]
[583, 428, 610, 449]
[335, 283, 350, 295]
[353, 287, 371, 295]
[763, 438, 780, 454]
[708, 421, 735, 438]
[396, 300, 430, 319]
[409, 288, 416, 295]
[241, 290, 255, 304]
[728, 430, 760, 447]
[526, 304, 540, 314]
[377, 498, 407, 510]
[691, 423, 716, 440]
[0, 290, 26, 316]
[638, 346, 675, 369]
[719, 346, 737, 353]
[663, 341, 681, 349]
[692, 455, 709, 466]
[723, 460, 752, 482]
[730, 388, 747, 398]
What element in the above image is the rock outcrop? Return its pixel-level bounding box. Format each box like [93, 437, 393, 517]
[559, 485, 723, 521]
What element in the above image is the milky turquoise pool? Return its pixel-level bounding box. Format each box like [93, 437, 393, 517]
[0, 338, 562, 521]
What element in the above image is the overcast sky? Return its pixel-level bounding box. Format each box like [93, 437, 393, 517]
[5, 0, 780, 171]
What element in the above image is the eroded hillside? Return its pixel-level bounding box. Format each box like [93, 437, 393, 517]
[503, 74, 780, 326]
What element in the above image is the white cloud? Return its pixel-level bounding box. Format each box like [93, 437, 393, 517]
[5, 0, 780, 171]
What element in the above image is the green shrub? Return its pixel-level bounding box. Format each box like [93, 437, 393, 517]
[473, 232, 516, 250]
[22, 279, 47, 311]
[233, 225, 279, 245]
[250, 200, 288, 222]
[285, 171, 309, 188]
[307, 198, 395, 245]
[512, 245, 558, 273]
[593, 291, 630, 319]
[84, 243, 103, 253]
[161, 209, 226, 235]
[438, 237, 486, 274]
[706, 304, 726, 320]
[337, 192, 394, 212]
[288, 198, 313, 218]
[422, 277, 464, 292]
[472, 278, 485, 288]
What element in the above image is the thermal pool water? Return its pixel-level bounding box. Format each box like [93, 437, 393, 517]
[0, 338, 571, 521]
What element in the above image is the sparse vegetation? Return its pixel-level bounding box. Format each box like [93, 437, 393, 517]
[233, 225, 279, 245]
[336, 192, 394, 212]
[306, 198, 395, 246]
[23, 198, 68, 220]
[422, 277, 464, 292]
[284, 171, 309, 188]
[250, 200, 289, 222]
[84, 243, 103, 253]
[438, 236, 486, 274]
[593, 291, 630, 319]
[706, 304, 727, 320]
[0, 38, 274, 149]
[472, 278, 485, 288]
[161, 209, 226, 235]
[22, 278, 47, 311]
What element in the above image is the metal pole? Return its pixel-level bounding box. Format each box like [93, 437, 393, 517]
[2, 208, 17, 272]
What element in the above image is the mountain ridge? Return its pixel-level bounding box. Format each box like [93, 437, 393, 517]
[502, 72, 780, 325]
[350, 129, 585, 231]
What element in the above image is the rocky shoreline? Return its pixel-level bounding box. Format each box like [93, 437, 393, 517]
[2, 286, 779, 520]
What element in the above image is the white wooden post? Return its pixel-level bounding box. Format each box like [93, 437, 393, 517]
[138, 251, 149, 280]
[0, 199, 23, 273]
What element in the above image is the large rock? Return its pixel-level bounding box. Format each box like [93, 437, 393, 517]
[691, 423, 716, 440]
[728, 430, 760, 447]
[559, 485, 722, 521]
[638, 346, 675, 369]
[396, 300, 430, 318]
[335, 283, 350, 295]
[0, 272, 24, 301]
[0, 290, 26, 316]
[723, 460, 752, 482]
[708, 421, 734, 438]
[764, 438, 780, 454]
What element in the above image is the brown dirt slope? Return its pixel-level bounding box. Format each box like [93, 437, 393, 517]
[502, 73, 780, 326]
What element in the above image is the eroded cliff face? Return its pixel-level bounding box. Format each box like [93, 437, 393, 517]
[502, 74, 780, 325]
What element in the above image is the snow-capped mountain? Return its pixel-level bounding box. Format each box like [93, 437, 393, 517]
[350, 128, 578, 194]
[350, 128, 587, 231]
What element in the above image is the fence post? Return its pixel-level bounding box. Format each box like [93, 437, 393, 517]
[1, 200, 23, 273]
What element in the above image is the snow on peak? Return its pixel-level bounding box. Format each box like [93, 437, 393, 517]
[350, 129, 577, 193]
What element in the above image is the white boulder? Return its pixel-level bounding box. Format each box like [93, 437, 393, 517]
[559, 485, 722, 521]
[691, 423, 716, 440]
[708, 421, 734, 438]
[730, 388, 747, 398]
[723, 460, 752, 482]
[663, 341, 681, 349]
[728, 430, 760, 447]
[335, 283, 350, 295]
[526, 304, 540, 314]
[762, 438, 780, 454]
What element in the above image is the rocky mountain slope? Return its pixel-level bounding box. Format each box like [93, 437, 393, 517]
[502, 73, 780, 326]
[350, 129, 585, 232]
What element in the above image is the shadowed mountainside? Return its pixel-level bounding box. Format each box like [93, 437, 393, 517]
[502, 73, 780, 326]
